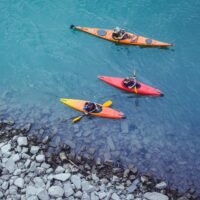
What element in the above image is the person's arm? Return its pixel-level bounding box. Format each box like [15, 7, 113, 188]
[118, 32, 126, 40]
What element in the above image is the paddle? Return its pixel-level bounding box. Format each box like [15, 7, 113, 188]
[133, 69, 137, 94]
[72, 100, 112, 123]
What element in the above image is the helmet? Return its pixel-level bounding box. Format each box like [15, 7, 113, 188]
[114, 27, 121, 33]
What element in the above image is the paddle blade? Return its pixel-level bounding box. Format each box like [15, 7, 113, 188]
[102, 100, 112, 107]
[134, 86, 137, 93]
[72, 115, 83, 123]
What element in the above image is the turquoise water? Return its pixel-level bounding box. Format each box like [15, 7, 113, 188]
[1, 0, 200, 192]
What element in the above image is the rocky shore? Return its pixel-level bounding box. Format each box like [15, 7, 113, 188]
[0, 120, 199, 200]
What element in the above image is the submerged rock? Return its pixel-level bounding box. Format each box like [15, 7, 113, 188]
[144, 192, 169, 200]
[155, 181, 167, 189]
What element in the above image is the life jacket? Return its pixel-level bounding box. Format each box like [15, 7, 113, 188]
[84, 102, 96, 112]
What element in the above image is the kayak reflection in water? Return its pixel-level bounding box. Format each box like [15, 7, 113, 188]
[123, 76, 137, 89]
[112, 27, 128, 40]
[83, 102, 102, 115]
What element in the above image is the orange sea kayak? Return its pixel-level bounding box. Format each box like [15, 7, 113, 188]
[70, 25, 173, 47]
[60, 98, 125, 119]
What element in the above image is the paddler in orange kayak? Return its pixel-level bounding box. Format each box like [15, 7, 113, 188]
[83, 102, 102, 115]
[112, 27, 128, 40]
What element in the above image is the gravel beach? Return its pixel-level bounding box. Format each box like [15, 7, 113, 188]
[0, 120, 199, 200]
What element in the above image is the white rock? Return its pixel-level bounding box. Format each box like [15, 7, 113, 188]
[24, 159, 31, 168]
[2, 181, 9, 190]
[17, 137, 28, 146]
[33, 177, 45, 188]
[14, 177, 24, 188]
[53, 173, 71, 181]
[1, 143, 11, 154]
[71, 175, 81, 190]
[22, 147, 29, 153]
[11, 154, 20, 162]
[46, 168, 53, 174]
[48, 186, 64, 198]
[13, 169, 22, 176]
[4, 157, 16, 173]
[111, 193, 120, 200]
[27, 196, 38, 200]
[26, 185, 41, 197]
[64, 182, 74, 197]
[29, 161, 37, 172]
[98, 191, 107, 199]
[36, 155, 45, 162]
[74, 191, 82, 198]
[30, 146, 40, 154]
[127, 194, 134, 200]
[82, 192, 90, 200]
[144, 192, 169, 200]
[82, 180, 96, 193]
[0, 191, 3, 198]
[55, 166, 65, 173]
[9, 185, 18, 195]
[155, 182, 167, 189]
[41, 163, 50, 169]
[92, 174, 99, 182]
[37, 189, 49, 200]
[91, 192, 99, 200]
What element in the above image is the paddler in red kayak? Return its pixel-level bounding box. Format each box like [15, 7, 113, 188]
[112, 27, 128, 40]
[83, 102, 102, 115]
[123, 76, 137, 89]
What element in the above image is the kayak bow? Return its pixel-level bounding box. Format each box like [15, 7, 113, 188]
[70, 25, 173, 47]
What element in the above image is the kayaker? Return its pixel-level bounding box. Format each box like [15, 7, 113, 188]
[112, 27, 127, 40]
[123, 77, 137, 89]
[83, 102, 101, 114]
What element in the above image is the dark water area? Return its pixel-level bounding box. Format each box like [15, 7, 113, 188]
[0, 0, 200, 193]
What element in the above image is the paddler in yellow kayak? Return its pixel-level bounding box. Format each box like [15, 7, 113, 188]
[112, 27, 128, 40]
[83, 102, 102, 115]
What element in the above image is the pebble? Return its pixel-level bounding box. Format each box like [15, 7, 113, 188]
[36, 155, 45, 162]
[71, 175, 81, 190]
[1, 143, 11, 154]
[37, 189, 49, 200]
[17, 137, 28, 146]
[48, 185, 64, 198]
[64, 182, 74, 197]
[53, 173, 71, 181]
[91, 192, 99, 200]
[98, 191, 107, 199]
[111, 193, 120, 200]
[14, 177, 24, 188]
[55, 166, 65, 173]
[155, 181, 167, 189]
[30, 146, 40, 154]
[144, 192, 169, 200]
[74, 191, 82, 198]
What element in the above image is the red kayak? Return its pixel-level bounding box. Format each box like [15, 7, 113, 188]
[98, 76, 163, 96]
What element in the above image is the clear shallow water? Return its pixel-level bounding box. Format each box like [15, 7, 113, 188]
[0, 0, 200, 192]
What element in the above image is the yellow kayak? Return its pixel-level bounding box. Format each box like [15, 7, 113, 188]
[60, 98, 125, 119]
